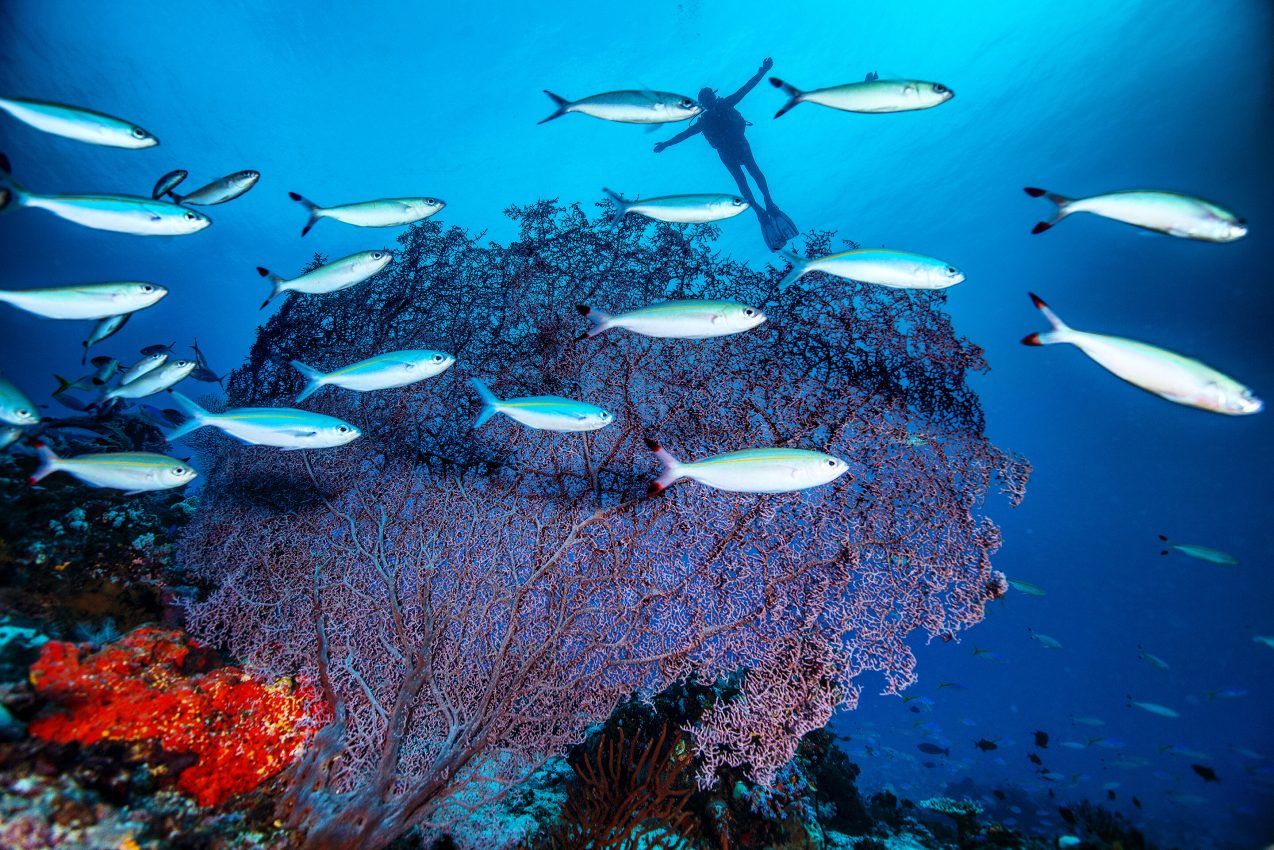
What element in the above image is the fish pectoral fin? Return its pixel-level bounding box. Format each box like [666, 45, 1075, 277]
[149, 212, 162, 222]
[280, 428, 319, 438]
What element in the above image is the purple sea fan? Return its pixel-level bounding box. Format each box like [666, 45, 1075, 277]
[181, 202, 1028, 850]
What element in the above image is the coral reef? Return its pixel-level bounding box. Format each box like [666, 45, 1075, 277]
[27, 627, 315, 807]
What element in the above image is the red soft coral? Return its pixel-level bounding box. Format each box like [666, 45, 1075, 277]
[30, 626, 318, 806]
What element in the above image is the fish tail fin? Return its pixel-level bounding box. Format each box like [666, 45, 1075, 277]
[643, 437, 684, 495]
[165, 391, 210, 441]
[29, 442, 60, 485]
[574, 304, 612, 341]
[469, 378, 502, 428]
[52, 374, 74, 396]
[602, 187, 629, 230]
[943, 747, 950, 757]
[167, 190, 184, 203]
[1021, 292, 1075, 346]
[288, 191, 323, 236]
[290, 359, 326, 402]
[1024, 187, 1073, 234]
[769, 77, 804, 119]
[538, 90, 571, 124]
[778, 248, 812, 291]
[0, 152, 29, 212]
[256, 266, 287, 309]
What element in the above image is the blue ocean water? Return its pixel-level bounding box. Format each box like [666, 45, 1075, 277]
[0, 1, 1270, 847]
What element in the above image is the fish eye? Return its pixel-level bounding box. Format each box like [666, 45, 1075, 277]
[826, 459, 838, 467]
[183, 211, 197, 221]
[432, 354, 444, 362]
[733, 197, 745, 206]
[946, 265, 958, 274]
[172, 466, 187, 475]
[16, 408, 29, 418]
[337, 426, 350, 433]
[132, 127, 147, 138]
[744, 308, 755, 316]
[140, 284, 154, 293]
[680, 98, 694, 108]
[372, 252, 383, 260]
[600, 411, 612, 420]
[933, 84, 949, 93]
[425, 198, 438, 206]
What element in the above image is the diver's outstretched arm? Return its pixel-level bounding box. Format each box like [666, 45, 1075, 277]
[721, 57, 774, 107]
[653, 123, 703, 153]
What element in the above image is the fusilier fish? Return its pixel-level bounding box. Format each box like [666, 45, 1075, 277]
[780, 248, 964, 291]
[1129, 701, 1180, 719]
[287, 191, 443, 237]
[770, 75, 954, 118]
[0, 281, 166, 320]
[152, 169, 187, 199]
[168, 170, 259, 205]
[538, 89, 701, 125]
[1030, 629, 1063, 649]
[256, 250, 393, 309]
[119, 353, 168, 385]
[1022, 293, 1262, 415]
[0, 154, 209, 235]
[0, 96, 158, 148]
[470, 379, 612, 432]
[0, 373, 40, 426]
[1024, 187, 1246, 241]
[81, 314, 129, 363]
[602, 188, 747, 227]
[290, 350, 455, 402]
[166, 392, 361, 450]
[645, 438, 849, 495]
[0, 427, 21, 451]
[576, 299, 765, 340]
[29, 443, 196, 494]
[1007, 578, 1046, 596]
[103, 359, 195, 402]
[1158, 536, 1238, 565]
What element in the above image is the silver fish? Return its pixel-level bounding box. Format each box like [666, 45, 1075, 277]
[780, 248, 964, 291]
[152, 169, 188, 199]
[103, 359, 195, 402]
[576, 299, 765, 340]
[602, 188, 748, 228]
[470, 378, 612, 432]
[29, 444, 196, 494]
[771, 76, 953, 118]
[119, 353, 168, 385]
[0, 426, 21, 451]
[0, 281, 167, 320]
[1023, 293, 1262, 415]
[645, 439, 848, 494]
[81, 313, 130, 363]
[166, 391, 361, 450]
[169, 170, 259, 205]
[256, 250, 393, 308]
[1025, 187, 1246, 241]
[0, 373, 41, 425]
[288, 191, 443, 237]
[291, 350, 454, 402]
[0, 155, 209, 236]
[0, 96, 158, 148]
[539, 89, 701, 125]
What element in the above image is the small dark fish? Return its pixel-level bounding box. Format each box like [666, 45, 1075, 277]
[1028, 753, 1043, 766]
[152, 169, 188, 199]
[909, 705, 920, 714]
[921, 761, 938, 768]
[1132, 796, 1142, 810]
[1059, 806, 1076, 825]
[1034, 730, 1049, 749]
[917, 743, 949, 756]
[1191, 764, 1219, 782]
[140, 342, 176, 356]
[975, 738, 998, 752]
[992, 789, 1006, 800]
[937, 681, 966, 691]
[1107, 789, 1116, 801]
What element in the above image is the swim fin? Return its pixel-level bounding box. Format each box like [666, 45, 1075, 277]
[766, 204, 799, 246]
[757, 211, 786, 251]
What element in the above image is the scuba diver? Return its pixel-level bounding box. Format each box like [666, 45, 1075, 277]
[654, 57, 799, 250]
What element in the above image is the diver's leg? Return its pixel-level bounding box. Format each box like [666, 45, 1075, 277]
[739, 145, 775, 209]
[718, 155, 759, 208]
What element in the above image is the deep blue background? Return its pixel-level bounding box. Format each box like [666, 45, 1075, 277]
[1, 1, 1270, 846]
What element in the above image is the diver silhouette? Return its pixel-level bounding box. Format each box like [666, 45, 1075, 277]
[654, 57, 798, 250]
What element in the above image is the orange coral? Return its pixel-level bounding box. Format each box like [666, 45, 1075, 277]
[29, 626, 318, 807]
